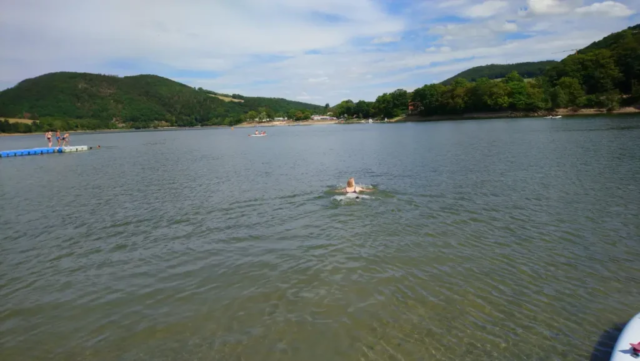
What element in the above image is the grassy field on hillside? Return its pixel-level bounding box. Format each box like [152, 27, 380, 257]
[210, 94, 244, 103]
[3, 118, 34, 124]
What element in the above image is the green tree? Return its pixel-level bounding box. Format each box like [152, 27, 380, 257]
[334, 100, 355, 118]
[411, 83, 446, 115]
[557, 77, 585, 108]
[354, 100, 372, 118]
[611, 31, 640, 93]
[264, 108, 275, 120]
[440, 78, 470, 113]
[389, 89, 409, 116]
[246, 111, 258, 121]
[525, 81, 548, 111]
[373, 93, 394, 118]
[548, 50, 622, 95]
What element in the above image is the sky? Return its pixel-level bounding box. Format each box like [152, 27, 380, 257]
[0, 0, 639, 105]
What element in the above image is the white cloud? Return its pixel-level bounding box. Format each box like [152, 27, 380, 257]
[575, 1, 635, 16]
[463, 1, 509, 18]
[308, 76, 329, 83]
[529, 22, 552, 31]
[525, 0, 575, 15]
[439, 0, 468, 7]
[371, 36, 401, 44]
[296, 91, 321, 100]
[0, 0, 638, 105]
[0, 0, 404, 78]
[501, 22, 519, 32]
[430, 20, 519, 47]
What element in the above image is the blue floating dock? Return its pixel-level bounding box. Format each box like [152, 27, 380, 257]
[0, 146, 89, 158]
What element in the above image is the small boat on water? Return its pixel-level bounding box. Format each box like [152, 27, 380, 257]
[544, 115, 563, 119]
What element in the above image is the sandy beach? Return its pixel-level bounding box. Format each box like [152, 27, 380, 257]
[236, 119, 338, 127]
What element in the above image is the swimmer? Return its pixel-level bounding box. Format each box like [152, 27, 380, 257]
[56, 130, 61, 147]
[255, 130, 259, 135]
[45, 131, 52, 147]
[262, 131, 266, 135]
[341, 178, 373, 194]
[61, 133, 70, 146]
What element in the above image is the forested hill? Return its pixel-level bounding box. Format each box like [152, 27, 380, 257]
[330, 23, 640, 121]
[0, 72, 324, 127]
[580, 24, 640, 54]
[440, 61, 558, 85]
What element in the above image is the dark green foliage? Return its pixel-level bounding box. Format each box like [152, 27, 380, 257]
[372, 89, 409, 118]
[241, 97, 323, 117]
[546, 24, 639, 98]
[333, 90, 407, 119]
[0, 72, 324, 132]
[0, 117, 119, 134]
[333, 100, 355, 118]
[441, 61, 558, 85]
[0, 119, 33, 133]
[393, 24, 639, 118]
[354, 100, 372, 118]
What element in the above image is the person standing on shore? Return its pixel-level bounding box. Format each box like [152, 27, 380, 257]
[56, 130, 61, 147]
[45, 131, 52, 147]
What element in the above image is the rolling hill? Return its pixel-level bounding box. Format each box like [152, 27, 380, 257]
[544, 23, 640, 95]
[579, 24, 640, 54]
[0, 72, 324, 127]
[440, 61, 559, 85]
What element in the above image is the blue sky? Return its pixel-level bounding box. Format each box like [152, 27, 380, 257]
[0, 0, 638, 105]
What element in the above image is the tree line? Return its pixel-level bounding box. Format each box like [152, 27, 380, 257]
[0, 118, 119, 134]
[332, 24, 639, 119]
[440, 61, 558, 85]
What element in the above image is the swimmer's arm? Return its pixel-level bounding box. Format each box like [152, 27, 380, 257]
[357, 187, 374, 192]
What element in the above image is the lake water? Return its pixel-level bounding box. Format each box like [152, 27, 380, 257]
[1, 117, 640, 361]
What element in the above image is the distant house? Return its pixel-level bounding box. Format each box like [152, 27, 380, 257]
[408, 102, 421, 114]
[311, 115, 336, 120]
[274, 117, 286, 121]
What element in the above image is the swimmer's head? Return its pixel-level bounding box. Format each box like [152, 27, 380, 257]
[347, 178, 355, 188]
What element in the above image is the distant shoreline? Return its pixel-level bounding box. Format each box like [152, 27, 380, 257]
[1, 108, 638, 136]
[236, 119, 338, 127]
[396, 107, 640, 122]
[0, 127, 185, 137]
